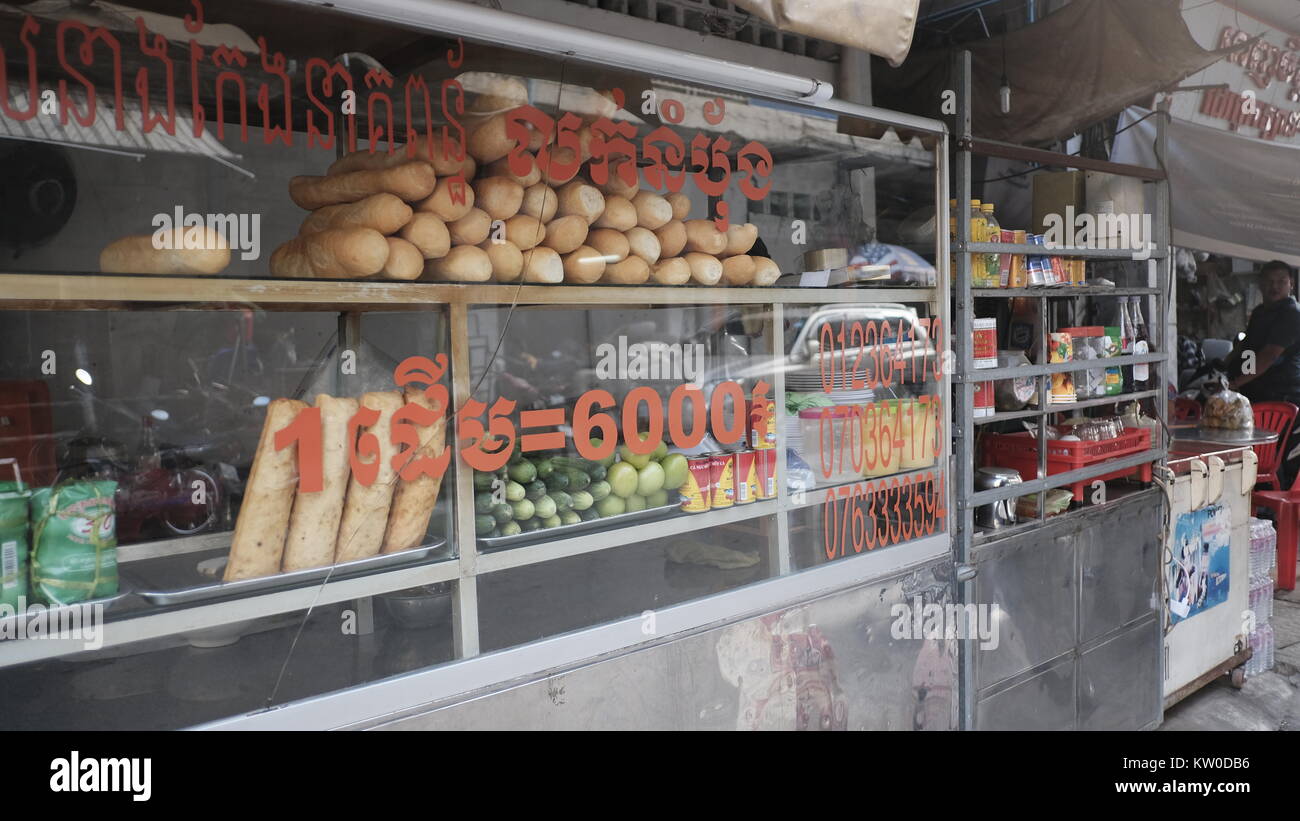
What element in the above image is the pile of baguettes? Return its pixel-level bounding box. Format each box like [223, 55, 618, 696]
[270, 73, 780, 286]
[223, 390, 445, 582]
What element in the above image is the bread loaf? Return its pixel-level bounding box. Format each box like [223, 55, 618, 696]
[587, 228, 629, 263]
[472, 176, 525, 220]
[425, 245, 492, 282]
[721, 254, 756, 285]
[752, 256, 781, 286]
[651, 257, 691, 285]
[224, 398, 306, 581]
[625, 227, 661, 264]
[378, 237, 425, 280]
[504, 214, 546, 250]
[521, 247, 564, 283]
[416, 176, 476, 222]
[300, 193, 412, 236]
[290, 161, 437, 210]
[398, 213, 451, 260]
[381, 386, 448, 553]
[654, 221, 687, 258]
[482, 240, 524, 282]
[604, 255, 650, 284]
[685, 252, 722, 285]
[543, 216, 589, 254]
[557, 181, 606, 224]
[562, 245, 607, 284]
[666, 192, 691, 221]
[448, 208, 493, 246]
[486, 155, 542, 188]
[281, 394, 357, 571]
[631, 191, 672, 230]
[593, 196, 636, 231]
[335, 391, 404, 563]
[99, 231, 230, 275]
[520, 183, 558, 222]
[270, 227, 389, 278]
[684, 220, 728, 255]
[724, 223, 759, 256]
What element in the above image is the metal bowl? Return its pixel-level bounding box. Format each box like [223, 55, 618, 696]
[379, 583, 453, 630]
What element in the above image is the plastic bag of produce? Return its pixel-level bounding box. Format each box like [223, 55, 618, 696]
[1015, 489, 1073, 520]
[29, 481, 118, 606]
[994, 350, 1036, 411]
[1201, 388, 1253, 431]
[0, 479, 30, 610]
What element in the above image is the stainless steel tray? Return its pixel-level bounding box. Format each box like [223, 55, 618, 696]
[127, 539, 449, 606]
[478, 497, 682, 550]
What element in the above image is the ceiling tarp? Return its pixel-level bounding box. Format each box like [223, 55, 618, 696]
[730, 0, 920, 66]
[1112, 106, 1300, 267]
[874, 0, 1225, 143]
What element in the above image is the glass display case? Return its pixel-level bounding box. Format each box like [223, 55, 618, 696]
[0, 0, 950, 729]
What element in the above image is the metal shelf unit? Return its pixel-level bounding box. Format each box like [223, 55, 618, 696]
[950, 50, 1172, 729]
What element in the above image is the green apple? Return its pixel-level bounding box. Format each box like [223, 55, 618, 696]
[651, 440, 669, 461]
[660, 453, 688, 489]
[636, 461, 665, 496]
[625, 494, 647, 513]
[618, 443, 652, 470]
[606, 461, 640, 498]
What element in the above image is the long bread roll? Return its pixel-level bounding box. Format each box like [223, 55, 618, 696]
[290, 161, 437, 210]
[382, 387, 448, 553]
[99, 231, 230, 275]
[224, 398, 306, 581]
[281, 395, 357, 571]
[335, 391, 404, 562]
[378, 237, 424, 280]
[328, 144, 476, 179]
[300, 194, 412, 236]
[269, 227, 389, 278]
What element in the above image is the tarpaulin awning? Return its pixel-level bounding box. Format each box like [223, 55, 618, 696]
[729, 0, 920, 66]
[875, 0, 1226, 143]
[1112, 105, 1300, 268]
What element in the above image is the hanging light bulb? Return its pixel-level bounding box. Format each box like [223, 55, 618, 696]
[999, 74, 1011, 115]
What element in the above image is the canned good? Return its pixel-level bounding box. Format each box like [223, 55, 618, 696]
[748, 397, 777, 450]
[756, 447, 777, 499]
[973, 381, 995, 418]
[734, 449, 757, 504]
[681, 455, 712, 513]
[973, 318, 998, 369]
[708, 452, 735, 509]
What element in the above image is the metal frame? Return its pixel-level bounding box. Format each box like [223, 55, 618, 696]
[0, 0, 956, 728]
[950, 50, 1172, 729]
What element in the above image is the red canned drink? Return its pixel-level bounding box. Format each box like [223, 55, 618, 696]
[681, 455, 712, 513]
[708, 452, 735, 509]
[755, 447, 777, 499]
[734, 449, 757, 504]
[748, 397, 777, 449]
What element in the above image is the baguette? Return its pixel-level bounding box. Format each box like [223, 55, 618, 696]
[290, 161, 437, 210]
[752, 256, 781, 286]
[300, 193, 413, 236]
[562, 245, 607, 284]
[684, 220, 728, 255]
[521, 246, 564, 283]
[724, 223, 759, 256]
[557, 181, 605, 224]
[416, 176, 476, 222]
[425, 245, 492, 282]
[378, 237, 425, 280]
[587, 228, 629, 263]
[398, 213, 452, 260]
[486, 155, 542, 187]
[542, 215, 589, 254]
[625, 227, 661, 265]
[666, 192, 691, 221]
[327, 143, 476, 180]
[281, 395, 357, 571]
[592, 195, 636, 231]
[334, 391, 405, 562]
[99, 231, 230, 275]
[224, 398, 306, 581]
[448, 208, 493, 246]
[382, 386, 448, 553]
[539, 146, 581, 186]
[520, 183, 558, 222]
[685, 252, 722, 286]
[269, 227, 389, 278]
[654, 221, 687, 258]
[472, 176, 525, 220]
[721, 254, 756, 285]
[651, 257, 691, 285]
[604, 255, 650, 285]
[467, 113, 519, 164]
[482, 240, 524, 282]
[504, 214, 546, 250]
[631, 191, 672, 230]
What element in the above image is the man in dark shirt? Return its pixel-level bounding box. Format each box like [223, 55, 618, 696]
[1228, 261, 1300, 405]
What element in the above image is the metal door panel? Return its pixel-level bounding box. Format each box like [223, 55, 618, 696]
[976, 656, 1075, 730]
[1080, 501, 1162, 643]
[1078, 617, 1161, 730]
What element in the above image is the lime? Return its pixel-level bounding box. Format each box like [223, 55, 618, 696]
[607, 461, 639, 498]
[660, 453, 688, 489]
[594, 495, 627, 517]
[636, 461, 665, 496]
[618, 443, 652, 470]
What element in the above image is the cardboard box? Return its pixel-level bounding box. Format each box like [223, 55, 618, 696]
[1032, 171, 1086, 235]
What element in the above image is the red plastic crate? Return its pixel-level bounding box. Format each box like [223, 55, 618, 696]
[982, 427, 1154, 501]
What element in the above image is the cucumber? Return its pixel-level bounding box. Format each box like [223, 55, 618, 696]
[564, 469, 591, 491]
[474, 492, 494, 514]
[588, 480, 611, 501]
[587, 465, 606, 483]
[535, 458, 555, 479]
[541, 514, 562, 528]
[499, 521, 522, 537]
[579, 508, 599, 522]
[544, 471, 570, 492]
[533, 495, 557, 520]
[505, 481, 526, 502]
[525, 480, 548, 500]
[560, 510, 581, 526]
[491, 503, 514, 525]
[551, 491, 573, 511]
[570, 490, 594, 511]
[519, 517, 542, 532]
[551, 455, 603, 474]
[473, 471, 495, 491]
[474, 514, 496, 536]
[510, 498, 535, 521]
[507, 460, 537, 484]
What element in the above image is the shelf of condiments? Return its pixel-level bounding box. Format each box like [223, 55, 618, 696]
[971, 294, 1154, 416]
[951, 198, 1085, 288]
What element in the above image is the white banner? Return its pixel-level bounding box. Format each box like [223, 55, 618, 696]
[1112, 106, 1300, 267]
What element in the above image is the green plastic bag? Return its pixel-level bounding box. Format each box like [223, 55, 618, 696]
[29, 481, 118, 606]
[0, 480, 29, 610]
